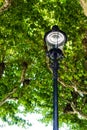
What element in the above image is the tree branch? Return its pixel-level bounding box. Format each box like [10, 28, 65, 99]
[64, 102, 87, 120]
[70, 102, 87, 120]
[20, 62, 28, 83]
[0, 61, 29, 106]
[58, 79, 87, 96]
[0, 87, 17, 107]
[46, 59, 87, 95]
[0, 0, 12, 13]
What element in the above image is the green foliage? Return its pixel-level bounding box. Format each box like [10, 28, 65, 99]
[0, 0, 87, 129]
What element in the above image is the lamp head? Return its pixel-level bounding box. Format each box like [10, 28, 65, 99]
[44, 25, 67, 51]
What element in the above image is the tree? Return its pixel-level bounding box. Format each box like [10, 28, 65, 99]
[0, 0, 87, 129]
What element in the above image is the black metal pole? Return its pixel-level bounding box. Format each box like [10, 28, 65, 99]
[47, 48, 63, 130]
[52, 51, 59, 130]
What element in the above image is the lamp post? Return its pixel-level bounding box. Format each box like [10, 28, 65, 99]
[44, 25, 67, 130]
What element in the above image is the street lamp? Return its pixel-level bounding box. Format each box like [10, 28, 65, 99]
[44, 25, 67, 130]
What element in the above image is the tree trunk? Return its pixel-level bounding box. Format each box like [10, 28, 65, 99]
[80, 0, 87, 16]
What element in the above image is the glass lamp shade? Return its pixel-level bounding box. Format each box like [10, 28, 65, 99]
[44, 26, 67, 51]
